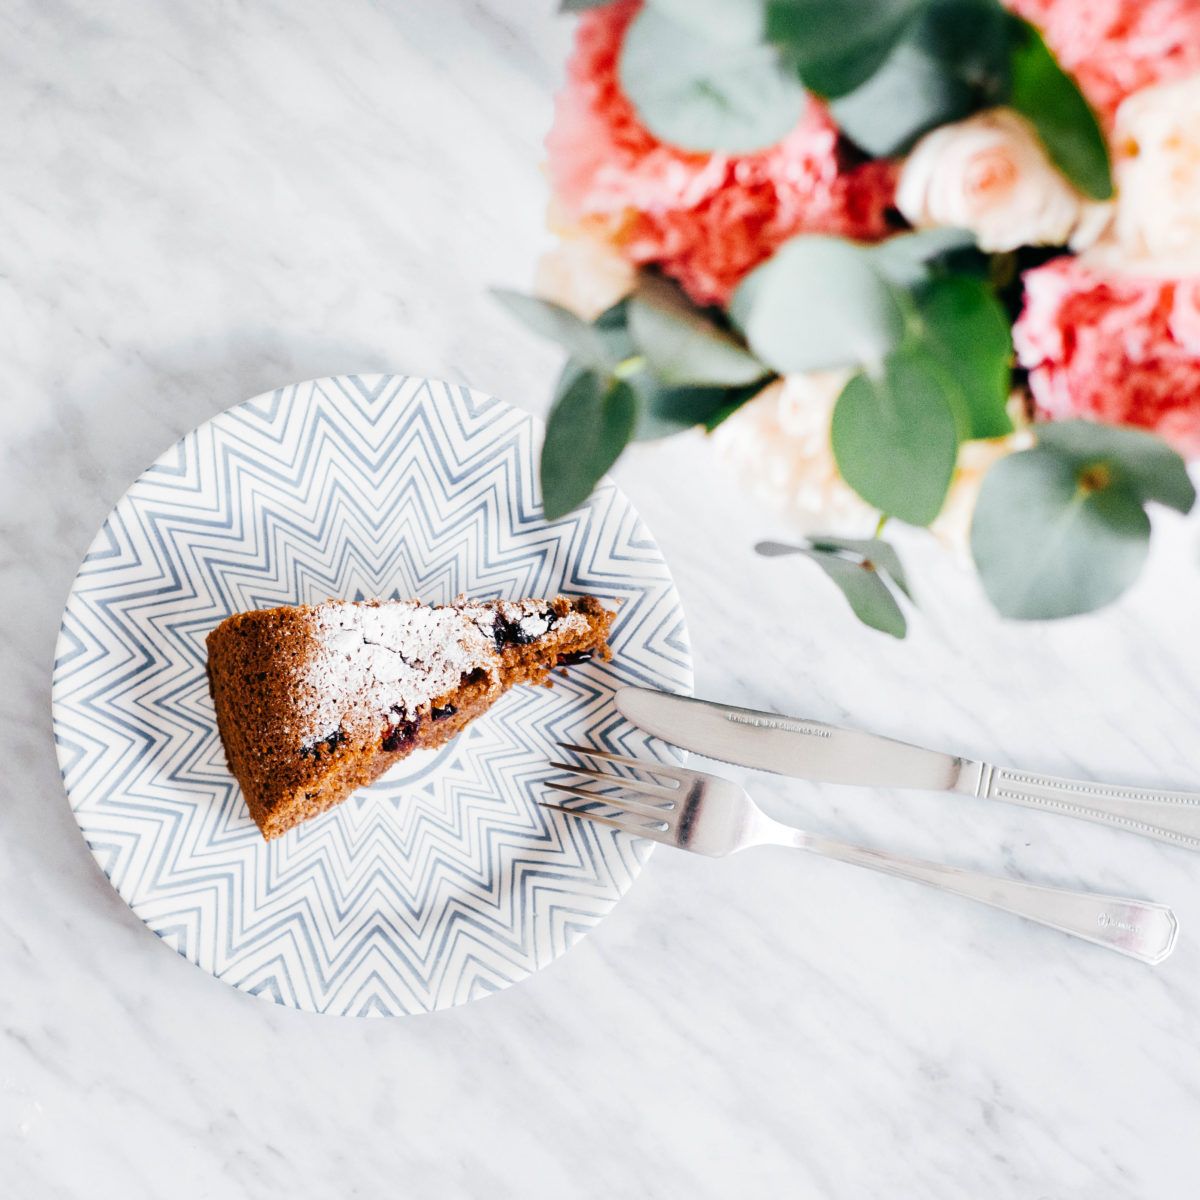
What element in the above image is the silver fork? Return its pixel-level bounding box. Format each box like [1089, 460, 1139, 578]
[544, 746, 1179, 965]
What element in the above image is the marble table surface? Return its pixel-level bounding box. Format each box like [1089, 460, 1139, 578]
[5, 2, 1200, 1196]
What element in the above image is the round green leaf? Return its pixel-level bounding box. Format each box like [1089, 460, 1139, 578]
[618, 5, 806, 153]
[916, 275, 1013, 440]
[629, 276, 768, 387]
[540, 372, 637, 519]
[766, 0, 921, 98]
[652, 0, 766, 44]
[731, 236, 907, 373]
[1007, 16, 1112, 200]
[970, 447, 1150, 619]
[829, 1, 1010, 157]
[830, 344, 961, 527]
[867, 228, 977, 288]
[1035, 421, 1196, 514]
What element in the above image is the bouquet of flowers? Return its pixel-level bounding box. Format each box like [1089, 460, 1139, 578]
[495, 0, 1200, 636]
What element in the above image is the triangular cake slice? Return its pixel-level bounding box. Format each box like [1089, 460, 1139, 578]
[207, 595, 615, 839]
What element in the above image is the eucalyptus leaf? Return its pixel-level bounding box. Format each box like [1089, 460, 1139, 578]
[807, 535, 913, 600]
[618, 5, 806, 153]
[830, 0, 1010, 157]
[628, 369, 763, 440]
[540, 371, 637, 519]
[592, 297, 637, 363]
[803, 548, 909, 637]
[916, 275, 1013, 440]
[731, 236, 907, 373]
[831, 344, 961, 526]
[970, 446, 1150, 619]
[1007, 16, 1112, 200]
[560, 0, 614, 10]
[629, 276, 768, 387]
[492, 289, 618, 370]
[651, 0, 766, 44]
[867, 228, 977, 288]
[766, 0, 921, 98]
[1036, 422, 1195, 513]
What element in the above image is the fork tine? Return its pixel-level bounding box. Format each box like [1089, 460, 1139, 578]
[539, 801, 667, 839]
[545, 780, 675, 819]
[548, 760, 679, 801]
[557, 743, 690, 785]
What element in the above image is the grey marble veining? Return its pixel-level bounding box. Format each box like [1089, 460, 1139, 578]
[3, 1, 1200, 1197]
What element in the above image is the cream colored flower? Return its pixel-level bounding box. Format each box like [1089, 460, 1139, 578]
[1110, 75, 1200, 272]
[931, 427, 1034, 559]
[711, 371, 878, 537]
[534, 227, 635, 320]
[897, 108, 1100, 252]
[714, 373, 1031, 554]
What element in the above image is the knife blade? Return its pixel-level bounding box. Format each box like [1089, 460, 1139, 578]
[615, 687, 970, 791]
[614, 687, 1200, 850]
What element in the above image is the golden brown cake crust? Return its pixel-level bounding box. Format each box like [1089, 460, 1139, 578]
[207, 596, 614, 840]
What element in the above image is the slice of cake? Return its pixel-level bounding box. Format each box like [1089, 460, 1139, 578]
[207, 595, 615, 840]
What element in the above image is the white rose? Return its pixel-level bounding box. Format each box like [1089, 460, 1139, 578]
[711, 371, 877, 537]
[1110, 75, 1200, 272]
[713, 372, 1031, 553]
[896, 108, 1100, 252]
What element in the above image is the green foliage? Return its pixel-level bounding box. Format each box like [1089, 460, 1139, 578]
[831, 343, 961, 527]
[491, 289, 622, 371]
[629, 275, 769, 387]
[827, 1, 1011, 157]
[757, 538, 912, 637]
[592, 0, 1113, 200]
[766, 0, 921, 98]
[1007, 16, 1113, 199]
[731, 236, 908, 373]
[496, 285, 768, 516]
[970, 423, 1193, 619]
[867, 228, 977, 288]
[540, 371, 637, 520]
[618, 4, 805, 153]
[915, 275, 1013, 439]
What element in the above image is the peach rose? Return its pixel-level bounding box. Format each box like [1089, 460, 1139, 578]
[896, 109, 1101, 252]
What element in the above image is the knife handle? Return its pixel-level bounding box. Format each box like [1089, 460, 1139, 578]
[968, 764, 1200, 851]
[793, 831, 1178, 965]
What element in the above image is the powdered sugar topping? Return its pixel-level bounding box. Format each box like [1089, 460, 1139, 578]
[292, 598, 589, 745]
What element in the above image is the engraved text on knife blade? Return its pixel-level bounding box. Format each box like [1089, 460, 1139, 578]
[726, 713, 831, 738]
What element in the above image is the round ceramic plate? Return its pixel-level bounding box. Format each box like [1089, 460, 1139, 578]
[52, 375, 692, 1016]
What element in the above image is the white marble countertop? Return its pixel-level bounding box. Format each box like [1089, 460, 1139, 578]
[5, 2, 1200, 1196]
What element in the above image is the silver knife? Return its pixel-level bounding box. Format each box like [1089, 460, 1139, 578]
[615, 687, 1200, 852]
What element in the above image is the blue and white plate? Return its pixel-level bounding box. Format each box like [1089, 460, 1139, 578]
[52, 375, 692, 1016]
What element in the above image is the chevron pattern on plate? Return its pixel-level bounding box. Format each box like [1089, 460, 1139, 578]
[52, 375, 692, 1016]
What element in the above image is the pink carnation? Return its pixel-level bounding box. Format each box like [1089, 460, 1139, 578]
[1014, 257, 1200, 457]
[1006, 0, 1200, 126]
[545, 1, 899, 306]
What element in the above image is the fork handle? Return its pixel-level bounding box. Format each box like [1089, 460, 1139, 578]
[790, 831, 1177, 965]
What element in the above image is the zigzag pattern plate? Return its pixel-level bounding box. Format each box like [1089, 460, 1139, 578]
[52, 375, 692, 1016]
